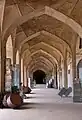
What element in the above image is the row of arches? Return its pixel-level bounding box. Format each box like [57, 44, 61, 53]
[0, 1, 82, 102]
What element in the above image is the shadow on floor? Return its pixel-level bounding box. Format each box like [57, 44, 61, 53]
[1, 102, 82, 111]
[26, 96, 37, 99]
[17, 102, 75, 110]
[14, 106, 35, 110]
[14, 103, 41, 110]
[23, 102, 40, 105]
[61, 96, 72, 98]
[29, 93, 36, 94]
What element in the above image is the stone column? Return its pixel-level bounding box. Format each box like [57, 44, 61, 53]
[11, 29, 17, 65]
[61, 64, 64, 87]
[68, 64, 71, 87]
[57, 69, 60, 90]
[29, 72, 33, 88]
[72, 49, 76, 83]
[63, 49, 68, 88]
[0, 40, 1, 92]
[51, 67, 55, 87]
[59, 69, 62, 89]
[55, 65, 58, 89]
[27, 70, 29, 88]
[52, 67, 57, 88]
[23, 62, 24, 85]
[72, 46, 77, 102]
[21, 58, 23, 84]
[19, 53, 21, 85]
[68, 63, 73, 96]
[64, 62, 68, 88]
[57, 67, 62, 90]
[52, 67, 54, 79]
[0, 0, 17, 93]
[0, 41, 6, 93]
[13, 47, 16, 65]
[24, 66, 27, 87]
[16, 50, 19, 64]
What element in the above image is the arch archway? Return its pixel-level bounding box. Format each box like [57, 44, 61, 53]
[3, 6, 82, 42]
[33, 70, 46, 84]
[6, 35, 13, 64]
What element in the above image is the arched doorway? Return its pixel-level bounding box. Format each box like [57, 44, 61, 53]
[33, 70, 46, 84]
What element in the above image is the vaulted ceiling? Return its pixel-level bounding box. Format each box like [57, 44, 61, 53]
[2, 0, 81, 73]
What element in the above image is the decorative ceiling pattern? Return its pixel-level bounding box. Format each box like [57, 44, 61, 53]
[2, 0, 81, 73]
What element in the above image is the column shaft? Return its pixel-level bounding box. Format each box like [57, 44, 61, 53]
[55, 65, 58, 89]
[21, 58, 23, 84]
[19, 53, 21, 85]
[0, 42, 6, 93]
[24, 66, 27, 87]
[13, 47, 16, 65]
[64, 50, 68, 88]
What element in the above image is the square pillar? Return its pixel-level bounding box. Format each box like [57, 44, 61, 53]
[24, 66, 27, 87]
[0, 41, 6, 93]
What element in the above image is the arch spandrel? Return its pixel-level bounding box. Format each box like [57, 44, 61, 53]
[21, 42, 61, 61]
[20, 14, 77, 46]
[30, 42, 60, 59]
[22, 47, 59, 65]
[17, 31, 72, 60]
[29, 67, 47, 75]
[24, 50, 56, 67]
[27, 60, 53, 71]
[21, 49, 31, 58]
[21, 41, 63, 58]
[28, 64, 52, 74]
[29, 62, 51, 69]
[22, 49, 58, 65]
[3, 6, 80, 45]
[20, 33, 65, 55]
[17, 30, 71, 53]
[24, 56, 54, 69]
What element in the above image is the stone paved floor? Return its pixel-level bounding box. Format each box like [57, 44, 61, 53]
[0, 85, 82, 120]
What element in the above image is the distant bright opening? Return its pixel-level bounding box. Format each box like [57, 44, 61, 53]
[33, 70, 46, 84]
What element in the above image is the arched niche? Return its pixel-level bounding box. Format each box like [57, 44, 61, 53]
[16, 50, 19, 64]
[6, 35, 13, 64]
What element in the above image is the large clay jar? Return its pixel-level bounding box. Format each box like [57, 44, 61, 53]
[7, 93, 23, 108]
[3, 93, 10, 107]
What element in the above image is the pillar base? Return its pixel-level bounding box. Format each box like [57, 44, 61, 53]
[73, 96, 82, 103]
[73, 83, 82, 102]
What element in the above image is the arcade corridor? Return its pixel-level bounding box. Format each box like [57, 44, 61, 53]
[1, 1, 82, 119]
[0, 86, 82, 120]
